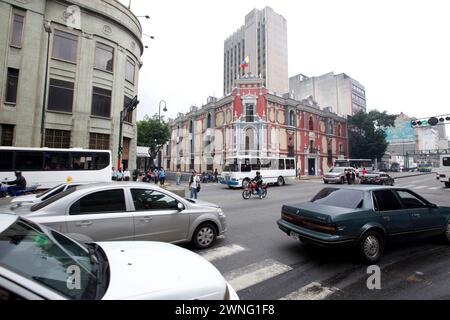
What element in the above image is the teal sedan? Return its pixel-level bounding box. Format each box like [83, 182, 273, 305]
[277, 186, 450, 263]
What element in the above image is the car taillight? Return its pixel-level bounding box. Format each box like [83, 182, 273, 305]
[282, 212, 337, 234]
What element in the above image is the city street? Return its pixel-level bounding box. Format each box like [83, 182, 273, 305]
[182, 173, 450, 300]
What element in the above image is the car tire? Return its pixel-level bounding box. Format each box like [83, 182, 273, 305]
[192, 222, 217, 249]
[242, 189, 251, 200]
[242, 178, 251, 189]
[340, 177, 345, 184]
[277, 176, 285, 186]
[444, 222, 450, 244]
[445, 182, 450, 188]
[358, 230, 384, 264]
[324, 180, 329, 184]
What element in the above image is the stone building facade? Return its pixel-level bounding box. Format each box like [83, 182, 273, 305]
[163, 74, 349, 176]
[0, 0, 143, 170]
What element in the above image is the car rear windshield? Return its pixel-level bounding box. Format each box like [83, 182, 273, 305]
[311, 188, 364, 209]
[31, 187, 76, 212]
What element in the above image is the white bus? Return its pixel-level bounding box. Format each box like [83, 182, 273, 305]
[0, 147, 112, 189]
[334, 159, 374, 170]
[220, 156, 296, 188]
[438, 155, 450, 188]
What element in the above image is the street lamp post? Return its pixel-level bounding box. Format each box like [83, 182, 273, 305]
[118, 96, 139, 170]
[157, 100, 167, 168]
[40, 21, 52, 147]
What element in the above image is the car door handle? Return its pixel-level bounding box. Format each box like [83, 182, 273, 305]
[382, 216, 390, 221]
[139, 216, 153, 222]
[411, 213, 421, 218]
[76, 221, 92, 227]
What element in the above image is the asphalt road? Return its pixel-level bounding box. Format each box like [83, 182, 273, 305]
[186, 173, 450, 300]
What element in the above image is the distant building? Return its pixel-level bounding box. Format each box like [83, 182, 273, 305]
[163, 74, 348, 176]
[289, 72, 366, 117]
[223, 6, 288, 96]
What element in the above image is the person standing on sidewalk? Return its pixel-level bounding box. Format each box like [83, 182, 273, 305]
[176, 169, 182, 185]
[159, 168, 166, 186]
[189, 171, 200, 199]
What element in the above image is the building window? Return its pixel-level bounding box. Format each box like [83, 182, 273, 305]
[338, 125, 342, 137]
[289, 110, 296, 126]
[10, 13, 25, 47]
[89, 133, 110, 150]
[95, 42, 114, 72]
[309, 115, 314, 131]
[45, 129, 70, 148]
[91, 87, 112, 118]
[245, 104, 254, 122]
[52, 30, 78, 62]
[123, 96, 133, 123]
[339, 144, 344, 155]
[47, 79, 74, 112]
[5, 68, 19, 104]
[0, 124, 14, 146]
[125, 57, 135, 83]
[207, 113, 212, 128]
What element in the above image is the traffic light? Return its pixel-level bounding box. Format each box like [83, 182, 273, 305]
[118, 146, 123, 156]
[411, 115, 450, 127]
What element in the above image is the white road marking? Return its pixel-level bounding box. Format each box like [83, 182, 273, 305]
[224, 259, 292, 292]
[413, 186, 428, 190]
[199, 244, 247, 262]
[280, 282, 339, 300]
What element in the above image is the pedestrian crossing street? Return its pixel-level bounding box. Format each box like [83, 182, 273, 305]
[197, 243, 339, 300]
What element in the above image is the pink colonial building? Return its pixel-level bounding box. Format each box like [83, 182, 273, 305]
[162, 74, 348, 176]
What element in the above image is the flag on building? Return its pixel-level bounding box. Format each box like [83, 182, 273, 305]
[240, 56, 249, 68]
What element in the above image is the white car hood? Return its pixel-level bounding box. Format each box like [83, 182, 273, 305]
[188, 199, 220, 208]
[98, 241, 228, 300]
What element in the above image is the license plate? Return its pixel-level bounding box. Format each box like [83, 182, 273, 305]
[290, 231, 300, 241]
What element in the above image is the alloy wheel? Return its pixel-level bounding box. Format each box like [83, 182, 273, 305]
[196, 226, 215, 247]
[363, 235, 380, 259]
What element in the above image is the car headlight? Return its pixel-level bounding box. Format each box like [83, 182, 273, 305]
[217, 208, 224, 216]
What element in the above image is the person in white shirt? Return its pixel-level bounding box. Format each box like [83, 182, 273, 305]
[123, 169, 131, 181]
[188, 171, 201, 199]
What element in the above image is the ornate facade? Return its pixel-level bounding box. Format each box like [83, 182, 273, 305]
[163, 74, 349, 176]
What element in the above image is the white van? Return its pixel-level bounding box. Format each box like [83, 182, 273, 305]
[438, 155, 450, 188]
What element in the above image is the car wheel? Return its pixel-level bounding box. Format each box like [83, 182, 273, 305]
[359, 230, 384, 264]
[340, 177, 345, 184]
[444, 222, 450, 244]
[193, 223, 217, 249]
[242, 189, 251, 200]
[277, 176, 285, 186]
[445, 182, 450, 188]
[242, 178, 250, 189]
[324, 180, 329, 184]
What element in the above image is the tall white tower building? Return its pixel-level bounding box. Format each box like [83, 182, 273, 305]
[223, 6, 288, 96]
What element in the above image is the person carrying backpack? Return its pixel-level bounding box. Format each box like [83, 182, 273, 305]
[189, 171, 201, 199]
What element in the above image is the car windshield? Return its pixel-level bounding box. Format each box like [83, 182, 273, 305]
[329, 167, 345, 173]
[311, 188, 365, 209]
[31, 187, 76, 212]
[0, 217, 105, 299]
[36, 184, 64, 199]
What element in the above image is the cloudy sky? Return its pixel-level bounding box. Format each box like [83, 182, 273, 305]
[120, 0, 450, 133]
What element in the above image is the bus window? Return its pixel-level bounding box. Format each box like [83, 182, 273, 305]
[15, 152, 43, 170]
[271, 159, 278, 170]
[261, 159, 271, 170]
[44, 152, 70, 170]
[290, 159, 295, 169]
[241, 158, 251, 172]
[279, 159, 285, 170]
[71, 153, 94, 170]
[286, 159, 291, 169]
[0, 151, 14, 171]
[251, 159, 261, 171]
[94, 152, 110, 170]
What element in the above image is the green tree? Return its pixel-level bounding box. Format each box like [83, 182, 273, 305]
[347, 110, 397, 161]
[137, 114, 171, 168]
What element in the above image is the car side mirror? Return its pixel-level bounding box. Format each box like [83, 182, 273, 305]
[177, 202, 185, 211]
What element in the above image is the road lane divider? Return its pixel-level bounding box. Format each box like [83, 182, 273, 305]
[198, 244, 247, 262]
[224, 259, 292, 292]
[280, 281, 339, 300]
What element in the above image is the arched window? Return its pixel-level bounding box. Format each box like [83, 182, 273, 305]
[309, 115, 314, 131]
[290, 110, 296, 126]
[207, 113, 212, 128]
[189, 120, 193, 133]
[245, 128, 255, 154]
[338, 124, 342, 137]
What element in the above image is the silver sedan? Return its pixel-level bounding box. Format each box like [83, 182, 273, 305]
[9, 182, 227, 249]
